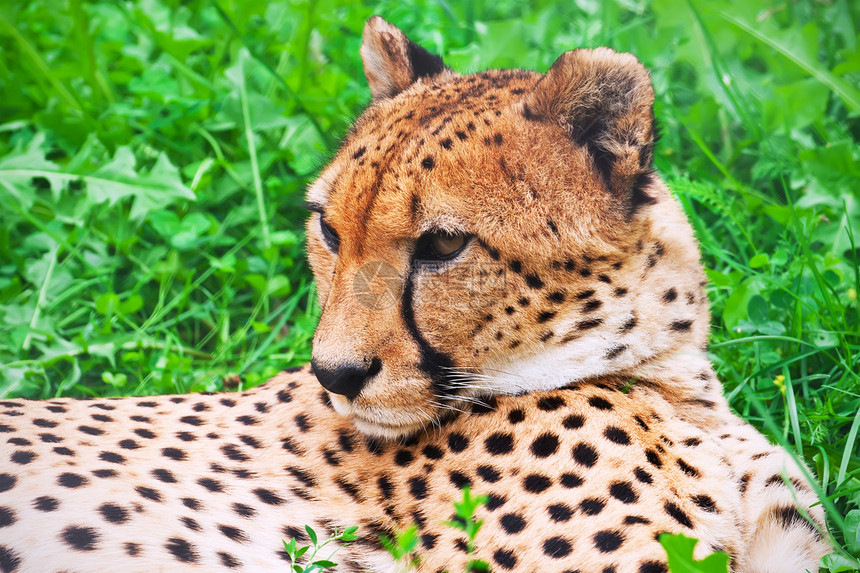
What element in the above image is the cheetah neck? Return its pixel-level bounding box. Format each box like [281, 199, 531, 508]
[478, 197, 716, 408]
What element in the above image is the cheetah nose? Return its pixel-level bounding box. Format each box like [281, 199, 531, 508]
[311, 357, 382, 399]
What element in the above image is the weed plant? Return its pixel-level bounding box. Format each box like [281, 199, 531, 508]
[1, 0, 858, 568]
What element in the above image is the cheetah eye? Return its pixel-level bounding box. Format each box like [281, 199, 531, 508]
[414, 231, 470, 262]
[319, 216, 340, 253]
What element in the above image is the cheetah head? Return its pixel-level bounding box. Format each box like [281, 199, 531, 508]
[306, 17, 710, 438]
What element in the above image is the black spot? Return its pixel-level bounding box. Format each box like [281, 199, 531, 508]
[499, 513, 526, 534]
[580, 498, 605, 515]
[588, 396, 613, 410]
[537, 396, 565, 411]
[633, 415, 649, 431]
[639, 561, 668, 573]
[198, 477, 224, 493]
[136, 486, 162, 502]
[692, 495, 717, 513]
[542, 536, 572, 558]
[352, 146, 366, 159]
[150, 469, 176, 484]
[420, 445, 442, 460]
[523, 474, 551, 493]
[525, 274, 544, 289]
[134, 428, 156, 439]
[6, 438, 28, 446]
[294, 414, 310, 432]
[222, 444, 250, 462]
[38, 432, 61, 443]
[560, 473, 584, 488]
[129, 415, 151, 423]
[98, 503, 129, 524]
[447, 471, 469, 489]
[604, 344, 628, 359]
[218, 524, 248, 543]
[32, 418, 57, 428]
[493, 548, 517, 570]
[181, 517, 202, 532]
[572, 443, 599, 467]
[583, 299, 603, 313]
[663, 288, 677, 303]
[621, 316, 638, 332]
[421, 156, 435, 170]
[62, 525, 100, 551]
[485, 433, 514, 455]
[635, 467, 654, 484]
[162, 447, 186, 461]
[603, 426, 630, 445]
[448, 432, 469, 452]
[118, 439, 140, 450]
[0, 546, 20, 572]
[676, 459, 701, 478]
[58, 473, 88, 488]
[124, 542, 141, 557]
[253, 488, 284, 506]
[0, 475, 15, 494]
[547, 503, 573, 522]
[609, 481, 638, 503]
[614, 287, 628, 297]
[536, 311, 556, 323]
[563, 414, 585, 430]
[408, 476, 428, 499]
[476, 465, 502, 483]
[92, 469, 117, 478]
[33, 496, 58, 512]
[530, 433, 559, 457]
[594, 530, 624, 552]
[0, 507, 14, 528]
[577, 318, 603, 330]
[10, 451, 35, 465]
[286, 466, 317, 489]
[181, 498, 201, 510]
[99, 451, 126, 464]
[236, 415, 258, 426]
[176, 432, 196, 442]
[509, 260, 522, 274]
[625, 515, 652, 525]
[493, 132, 503, 145]
[682, 437, 702, 447]
[78, 425, 104, 436]
[664, 501, 693, 528]
[421, 533, 438, 550]
[232, 502, 256, 518]
[771, 506, 821, 535]
[485, 493, 507, 510]
[670, 320, 693, 331]
[179, 416, 203, 426]
[645, 449, 662, 467]
[165, 537, 198, 563]
[507, 409, 525, 424]
[218, 552, 242, 568]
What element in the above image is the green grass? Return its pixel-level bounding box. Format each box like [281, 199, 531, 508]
[1, 0, 858, 569]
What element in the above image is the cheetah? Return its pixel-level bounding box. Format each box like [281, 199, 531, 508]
[0, 17, 830, 573]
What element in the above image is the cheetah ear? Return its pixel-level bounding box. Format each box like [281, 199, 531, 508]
[361, 16, 447, 100]
[523, 48, 657, 207]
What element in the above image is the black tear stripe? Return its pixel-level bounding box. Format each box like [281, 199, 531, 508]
[401, 267, 458, 398]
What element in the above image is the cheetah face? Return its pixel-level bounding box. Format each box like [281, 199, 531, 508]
[306, 18, 707, 438]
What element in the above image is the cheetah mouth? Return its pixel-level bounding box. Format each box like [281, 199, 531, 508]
[346, 408, 440, 439]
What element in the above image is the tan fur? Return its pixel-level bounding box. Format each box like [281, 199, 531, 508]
[0, 18, 830, 573]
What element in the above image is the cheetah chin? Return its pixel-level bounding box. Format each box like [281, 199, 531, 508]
[0, 16, 831, 573]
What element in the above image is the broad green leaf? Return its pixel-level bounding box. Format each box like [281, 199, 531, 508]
[660, 533, 730, 573]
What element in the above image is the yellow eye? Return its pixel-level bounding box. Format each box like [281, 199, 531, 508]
[431, 232, 466, 257]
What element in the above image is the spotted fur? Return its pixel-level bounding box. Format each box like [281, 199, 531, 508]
[0, 17, 829, 573]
